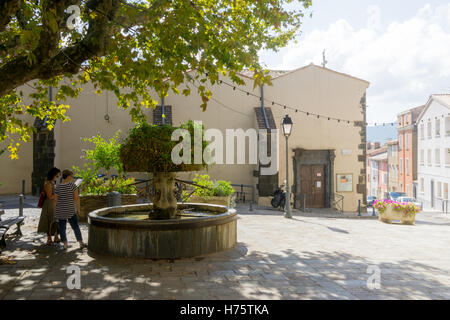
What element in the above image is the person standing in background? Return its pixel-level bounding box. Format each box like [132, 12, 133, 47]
[54, 169, 86, 250]
[37, 167, 61, 245]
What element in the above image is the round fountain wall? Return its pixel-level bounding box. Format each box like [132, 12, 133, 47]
[87, 203, 237, 259]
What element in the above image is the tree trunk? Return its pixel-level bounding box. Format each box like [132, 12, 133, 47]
[152, 172, 177, 219]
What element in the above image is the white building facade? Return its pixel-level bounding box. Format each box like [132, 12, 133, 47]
[370, 159, 379, 197]
[417, 95, 450, 211]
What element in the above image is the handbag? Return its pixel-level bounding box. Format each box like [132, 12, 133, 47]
[37, 190, 47, 208]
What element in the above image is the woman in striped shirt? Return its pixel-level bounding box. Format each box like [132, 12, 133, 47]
[54, 169, 86, 250]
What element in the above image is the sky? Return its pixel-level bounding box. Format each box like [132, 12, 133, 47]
[259, 0, 450, 124]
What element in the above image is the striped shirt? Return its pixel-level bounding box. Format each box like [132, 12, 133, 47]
[55, 182, 77, 219]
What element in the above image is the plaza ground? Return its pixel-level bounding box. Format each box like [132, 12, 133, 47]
[1, 196, 450, 300]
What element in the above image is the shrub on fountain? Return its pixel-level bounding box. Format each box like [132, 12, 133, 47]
[184, 174, 235, 207]
[72, 132, 138, 221]
[119, 121, 209, 219]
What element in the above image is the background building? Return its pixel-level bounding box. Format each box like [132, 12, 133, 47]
[417, 94, 450, 210]
[367, 144, 388, 199]
[0, 64, 370, 212]
[397, 105, 425, 197]
[386, 140, 399, 192]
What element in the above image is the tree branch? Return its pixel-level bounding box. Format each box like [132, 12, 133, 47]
[0, 0, 121, 95]
[0, 34, 23, 57]
[115, 0, 166, 28]
[35, 0, 68, 65]
[0, 0, 169, 96]
[14, 0, 28, 30]
[0, 0, 20, 32]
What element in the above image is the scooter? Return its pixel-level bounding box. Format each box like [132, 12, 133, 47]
[271, 186, 286, 210]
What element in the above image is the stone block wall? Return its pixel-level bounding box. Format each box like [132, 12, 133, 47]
[31, 118, 55, 195]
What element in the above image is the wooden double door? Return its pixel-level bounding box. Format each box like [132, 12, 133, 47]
[300, 165, 326, 208]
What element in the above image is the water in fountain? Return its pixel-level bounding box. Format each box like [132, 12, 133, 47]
[104, 207, 218, 221]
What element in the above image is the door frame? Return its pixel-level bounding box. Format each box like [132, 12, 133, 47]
[293, 149, 335, 209]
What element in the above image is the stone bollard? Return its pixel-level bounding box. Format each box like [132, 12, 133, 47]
[22, 180, 26, 199]
[19, 194, 24, 217]
[303, 194, 307, 213]
[358, 200, 361, 216]
[107, 191, 122, 207]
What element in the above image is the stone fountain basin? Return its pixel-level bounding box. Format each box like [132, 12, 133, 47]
[87, 203, 237, 259]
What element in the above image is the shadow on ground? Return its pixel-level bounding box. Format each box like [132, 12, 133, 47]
[2, 236, 449, 300]
[0, 196, 38, 210]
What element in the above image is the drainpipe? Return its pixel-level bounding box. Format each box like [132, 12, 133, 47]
[260, 85, 269, 129]
[161, 96, 165, 125]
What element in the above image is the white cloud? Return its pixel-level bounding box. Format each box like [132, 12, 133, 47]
[268, 4, 450, 123]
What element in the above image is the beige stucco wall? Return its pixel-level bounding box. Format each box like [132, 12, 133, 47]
[263, 65, 368, 211]
[0, 84, 35, 195]
[164, 72, 260, 187]
[0, 137, 33, 195]
[0, 64, 369, 211]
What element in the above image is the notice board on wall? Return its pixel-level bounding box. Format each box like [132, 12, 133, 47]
[336, 174, 353, 192]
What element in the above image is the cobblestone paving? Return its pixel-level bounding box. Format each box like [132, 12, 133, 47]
[1, 197, 450, 300]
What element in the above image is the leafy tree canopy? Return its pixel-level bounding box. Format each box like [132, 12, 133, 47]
[120, 121, 208, 173]
[0, 0, 311, 158]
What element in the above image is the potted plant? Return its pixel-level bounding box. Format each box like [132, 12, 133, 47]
[374, 199, 420, 225]
[74, 132, 138, 221]
[185, 174, 235, 207]
[119, 121, 209, 219]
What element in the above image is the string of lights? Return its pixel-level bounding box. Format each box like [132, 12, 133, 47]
[86, 3, 400, 127]
[191, 81, 252, 118]
[217, 77, 358, 124]
[35, 3, 442, 129]
[417, 114, 449, 123]
[25, 83, 37, 90]
[213, 76, 404, 127]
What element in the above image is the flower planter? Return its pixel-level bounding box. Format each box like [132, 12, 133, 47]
[79, 194, 138, 222]
[378, 206, 416, 225]
[188, 195, 232, 207]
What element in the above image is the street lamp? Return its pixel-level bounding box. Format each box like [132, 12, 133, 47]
[282, 115, 293, 219]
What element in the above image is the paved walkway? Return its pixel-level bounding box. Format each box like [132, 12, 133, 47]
[1, 198, 450, 300]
